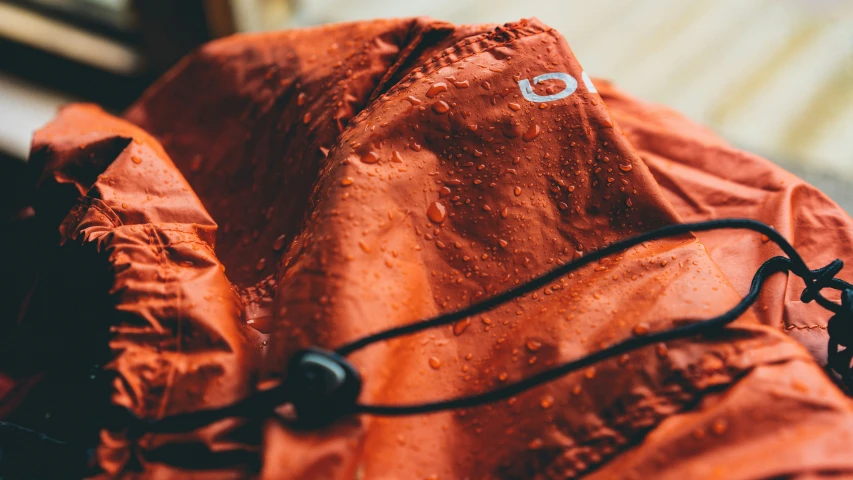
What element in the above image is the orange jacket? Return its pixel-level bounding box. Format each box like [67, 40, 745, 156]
[3, 17, 853, 479]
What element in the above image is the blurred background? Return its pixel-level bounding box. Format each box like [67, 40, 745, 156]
[1, 0, 851, 210]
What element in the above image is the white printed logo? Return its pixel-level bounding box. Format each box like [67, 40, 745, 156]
[581, 71, 597, 93]
[518, 71, 596, 103]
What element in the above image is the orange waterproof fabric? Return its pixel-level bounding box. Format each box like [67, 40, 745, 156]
[4, 17, 853, 479]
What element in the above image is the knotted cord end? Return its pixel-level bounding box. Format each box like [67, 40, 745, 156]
[799, 259, 843, 303]
[827, 288, 853, 391]
[798, 259, 853, 391]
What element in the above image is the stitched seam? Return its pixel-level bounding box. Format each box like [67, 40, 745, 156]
[355, 27, 549, 121]
[366, 19, 440, 105]
[417, 22, 548, 72]
[349, 24, 552, 126]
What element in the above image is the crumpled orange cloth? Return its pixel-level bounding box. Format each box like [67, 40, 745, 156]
[3, 17, 853, 479]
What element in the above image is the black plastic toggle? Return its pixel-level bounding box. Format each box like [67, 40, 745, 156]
[282, 348, 362, 429]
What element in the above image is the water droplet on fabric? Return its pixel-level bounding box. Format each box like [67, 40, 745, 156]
[522, 124, 541, 142]
[540, 395, 554, 409]
[429, 356, 441, 369]
[453, 319, 471, 336]
[361, 151, 380, 164]
[246, 315, 274, 334]
[619, 163, 633, 172]
[341, 177, 354, 186]
[508, 103, 521, 112]
[427, 201, 447, 223]
[526, 340, 542, 352]
[426, 82, 448, 98]
[131, 155, 142, 164]
[632, 323, 650, 336]
[432, 101, 451, 114]
[392, 151, 404, 163]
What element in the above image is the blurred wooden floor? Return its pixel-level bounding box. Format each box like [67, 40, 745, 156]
[289, 0, 853, 210]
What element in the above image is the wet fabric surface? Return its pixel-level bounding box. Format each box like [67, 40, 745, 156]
[3, 17, 853, 479]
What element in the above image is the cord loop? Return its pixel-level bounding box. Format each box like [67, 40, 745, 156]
[800, 259, 844, 304]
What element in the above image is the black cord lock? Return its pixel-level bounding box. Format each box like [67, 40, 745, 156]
[282, 348, 362, 429]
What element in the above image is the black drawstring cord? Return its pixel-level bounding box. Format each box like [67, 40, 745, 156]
[3, 219, 852, 445]
[335, 218, 806, 356]
[354, 255, 794, 415]
[330, 219, 853, 415]
[137, 218, 852, 430]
